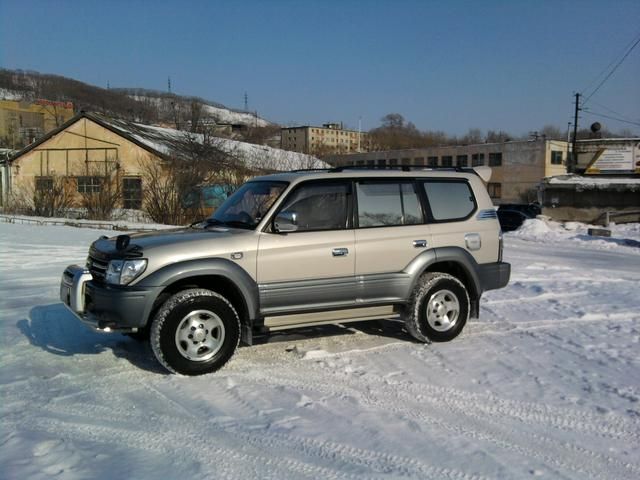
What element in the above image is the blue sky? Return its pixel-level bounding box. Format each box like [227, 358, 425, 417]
[1, 0, 639, 135]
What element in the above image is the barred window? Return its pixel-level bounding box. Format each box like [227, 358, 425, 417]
[123, 177, 142, 209]
[77, 176, 102, 193]
[441, 155, 453, 167]
[551, 151, 563, 164]
[472, 153, 485, 167]
[456, 155, 468, 167]
[427, 156, 438, 167]
[35, 176, 53, 192]
[489, 152, 502, 166]
[487, 182, 502, 199]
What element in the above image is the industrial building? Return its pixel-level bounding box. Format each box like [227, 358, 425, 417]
[326, 139, 569, 204]
[0, 98, 74, 149]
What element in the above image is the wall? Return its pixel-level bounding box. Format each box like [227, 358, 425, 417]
[8, 117, 161, 207]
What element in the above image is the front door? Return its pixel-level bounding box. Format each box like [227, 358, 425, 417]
[257, 180, 356, 315]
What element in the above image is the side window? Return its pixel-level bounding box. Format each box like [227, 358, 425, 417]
[422, 181, 476, 221]
[356, 182, 423, 228]
[277, 182, 349, 231]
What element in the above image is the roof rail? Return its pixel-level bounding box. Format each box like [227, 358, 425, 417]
[288, 168, 332, 173]
[329, 164, 479, 175]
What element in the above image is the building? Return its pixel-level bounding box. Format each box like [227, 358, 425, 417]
[539, 138, 640, 222]
[1, 111, 326, 211]
[281, 123, 370, 156]
[326, 139, 569, 204]
[0, 98, 74, 149]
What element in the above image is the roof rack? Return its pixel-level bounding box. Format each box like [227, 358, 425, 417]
[288, 168, 332, 173]
[328, 164, 478, 175]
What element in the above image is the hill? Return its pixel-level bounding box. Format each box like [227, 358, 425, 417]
[0, 69, 272, 129]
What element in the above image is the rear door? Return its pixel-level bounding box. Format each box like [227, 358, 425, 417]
[353, 179, 432, 302]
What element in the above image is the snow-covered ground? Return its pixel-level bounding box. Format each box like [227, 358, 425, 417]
[1, 219, 639, 479]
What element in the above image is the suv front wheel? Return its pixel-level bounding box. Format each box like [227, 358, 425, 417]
[405, 272, 469, 343]
[150, 288, 240, 375]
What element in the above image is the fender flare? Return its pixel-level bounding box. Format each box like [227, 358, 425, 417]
[137, 258, 260, 321]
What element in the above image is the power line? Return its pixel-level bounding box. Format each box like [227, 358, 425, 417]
[581, 32, 640, 95]
[582, 33, 640, 106]
[588, 100, 640, 123]
[582, 108, 640, 127]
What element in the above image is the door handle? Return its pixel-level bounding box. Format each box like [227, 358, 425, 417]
[413, 240, 428, 248]
[332, 247, 349, 257]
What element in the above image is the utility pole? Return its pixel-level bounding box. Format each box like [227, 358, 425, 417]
[168, 76, 172, 94]
[244, 92, 249, 112]
[570, 93, 580, 174]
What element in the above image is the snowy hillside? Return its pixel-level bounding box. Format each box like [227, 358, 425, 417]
[126, 93, 272, 127]
[1, 219, 639, 479]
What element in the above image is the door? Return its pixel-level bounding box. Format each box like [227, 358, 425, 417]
[353, 180, 431, 302]
[257, 180, 356, 314]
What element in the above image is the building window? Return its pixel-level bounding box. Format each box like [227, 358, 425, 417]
[414, 157, 425, 166]
[427, 156, 438, 167]
[377, 159, 386, 168]
[77, 176, 103, 193]
[551, 150, 563, 164]
[367, 159, 375, 166]
[401, 158, 411, 166]
[389, 158, 398, 166]
[441, 155, 453, 167]
[489, 152, 502, 166]
[471, 153, 485, 166]
[356, 160, 365, 166]
[456, 155, 468, 167]
[35, 176, 53, 192]
[487, 182, 502, 199]
[123, 177, 142, 209]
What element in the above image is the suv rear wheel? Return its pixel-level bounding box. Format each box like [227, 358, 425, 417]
[405, 272, 469, 342]
[150, 288, 240, 375]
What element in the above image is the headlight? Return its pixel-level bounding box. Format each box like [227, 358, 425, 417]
[106, 259, 147, 285]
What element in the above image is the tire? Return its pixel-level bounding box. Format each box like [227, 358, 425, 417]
[150, 288, 240, 375]
[405, 272, 470, 343]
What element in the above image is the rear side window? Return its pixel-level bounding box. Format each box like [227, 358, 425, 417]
[356, 182, 423, 227]
[422, 181, 476, 221]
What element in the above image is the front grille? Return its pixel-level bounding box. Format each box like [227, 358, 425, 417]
[87, 247, 109, 283]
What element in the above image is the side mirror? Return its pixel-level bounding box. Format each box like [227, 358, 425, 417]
[273, 211, 298, 233]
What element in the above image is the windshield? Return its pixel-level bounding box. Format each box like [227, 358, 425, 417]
[207, 180, 288, 229]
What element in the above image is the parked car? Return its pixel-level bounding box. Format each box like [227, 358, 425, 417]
[60, 166, 511, 375]
[497, 209, 535, 232]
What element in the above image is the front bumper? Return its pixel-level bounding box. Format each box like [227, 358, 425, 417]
[60, 264, 160, 332]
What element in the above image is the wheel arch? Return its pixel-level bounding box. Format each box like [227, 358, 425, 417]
[405, 247, 483, 318]
[138, 258, 260, 333]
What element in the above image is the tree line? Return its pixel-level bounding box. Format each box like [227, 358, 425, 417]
[368, 113, 636, 151]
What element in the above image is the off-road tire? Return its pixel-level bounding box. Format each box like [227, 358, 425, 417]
[405, 272, 469, 343]
[151, 288, 240, 375]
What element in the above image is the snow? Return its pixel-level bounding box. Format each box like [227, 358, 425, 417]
[546, 174, 640, 186]
[0, 88, 24, 101]
[1, 219, 639, 479]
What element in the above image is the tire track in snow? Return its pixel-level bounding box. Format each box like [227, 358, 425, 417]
[237, 362, 639, 480]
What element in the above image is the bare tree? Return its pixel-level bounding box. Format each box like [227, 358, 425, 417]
[140, 135, 247, 224]
[79, 166, 122, 220]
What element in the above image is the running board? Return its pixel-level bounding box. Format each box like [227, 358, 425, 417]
[264, 305, 400, 331]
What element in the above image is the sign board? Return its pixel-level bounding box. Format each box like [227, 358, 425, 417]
[584, 142, 640, 174]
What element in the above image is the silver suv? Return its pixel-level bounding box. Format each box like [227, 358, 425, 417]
[60, 166, 510, 375]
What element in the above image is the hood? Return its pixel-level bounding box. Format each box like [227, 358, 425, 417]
[91, 226, 254, 258]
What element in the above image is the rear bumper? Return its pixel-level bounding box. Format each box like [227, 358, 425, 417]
[60, 264, 160, 332]
[478, 262, 511, 292]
